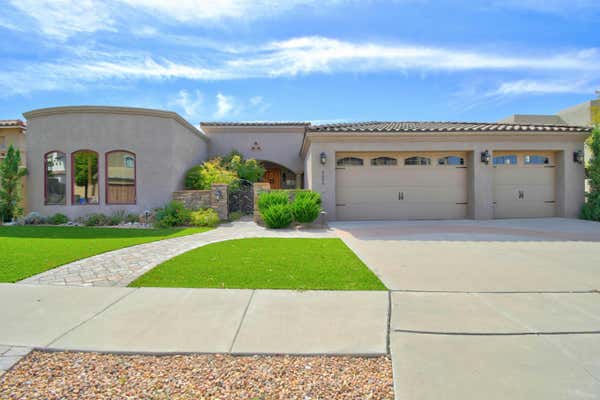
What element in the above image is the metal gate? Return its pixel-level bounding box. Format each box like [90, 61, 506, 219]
[228, 180, 254, 215]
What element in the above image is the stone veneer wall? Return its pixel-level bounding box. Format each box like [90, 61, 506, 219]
[173, 183, 229, 220]
[253, 182, 271, 225]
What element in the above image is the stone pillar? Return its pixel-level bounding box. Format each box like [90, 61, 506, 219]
[210, 184, 229, 221]
[253, 182, 270, 224]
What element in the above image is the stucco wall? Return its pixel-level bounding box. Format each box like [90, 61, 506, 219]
[304, 133, 586, 220]
[202, 125, 305, 173]
[24, 107, 207, 219]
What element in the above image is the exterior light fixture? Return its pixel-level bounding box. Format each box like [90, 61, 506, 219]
[480, 150, 491, 164]
[320, 152, 327, 165]
[215, 189, 223, 201]
[573, 150, 584, 164]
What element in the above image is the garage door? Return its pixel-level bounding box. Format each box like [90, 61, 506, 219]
[493, 152, 555, 218]
[335, 152, 468, 220]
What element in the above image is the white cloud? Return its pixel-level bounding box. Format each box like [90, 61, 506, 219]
[214, 93, 237, 118]
[489, 0, 600, 14]
[171, 89, 204, 119]
[8, 0, 115, 39]
[489, 79, 596, 96]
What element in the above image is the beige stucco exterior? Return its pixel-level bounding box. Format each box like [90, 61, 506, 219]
[302, 132, 586, 221]
[201, 124, 306, 174]
[24, 106, 207, 219]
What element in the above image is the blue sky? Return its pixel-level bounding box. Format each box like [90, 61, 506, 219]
[1, 0, 599, 124]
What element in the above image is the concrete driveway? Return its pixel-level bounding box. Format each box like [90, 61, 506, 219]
[332, 218, 600, 399]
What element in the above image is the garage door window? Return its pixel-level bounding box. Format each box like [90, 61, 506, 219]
[524, 155, 550, 165]
[493, 155, 517, 165]
[337, 157, 363, 166]
[404, 156, 431, 166]
[371, 156, 397, 166]
[438, 156, 465, 166]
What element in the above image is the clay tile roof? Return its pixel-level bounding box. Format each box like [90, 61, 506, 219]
[308, 121, 591, 133]
[0, 119, 26, 127]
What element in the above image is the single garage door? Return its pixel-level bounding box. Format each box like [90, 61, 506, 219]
[335, 152, 468, 220]
[493, 151, 556, 218]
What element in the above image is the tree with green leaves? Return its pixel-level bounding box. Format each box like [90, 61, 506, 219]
[0, 145, 28, 222]
[581, 126, 600, 221]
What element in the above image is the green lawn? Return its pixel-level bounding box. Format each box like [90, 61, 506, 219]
[130, 238, 386, 290]
[0, 226, 212, 282]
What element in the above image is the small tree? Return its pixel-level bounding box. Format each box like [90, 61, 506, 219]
[0, 145, 28, 222]
[581, 126, 600, 221]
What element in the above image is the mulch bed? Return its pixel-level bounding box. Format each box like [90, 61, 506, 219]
[0, 351, 394, 399]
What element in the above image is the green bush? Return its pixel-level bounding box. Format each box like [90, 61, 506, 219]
[23, 212, 46, 225]
[125, 213, 139, 223]
[291, 197, 321, 223]
[294, 190, 322, 205]
[262, 203, 293, 229]
[228, 211, 243, 221]
[184, 159, 239, 190]
[258, 191, 289, 212]
[190, 208, 220, 227]
[581, 126, 600, 221]
[83, 213, 109, 227]
[154, 201, 191, 228]
[48, 213, 68, 225]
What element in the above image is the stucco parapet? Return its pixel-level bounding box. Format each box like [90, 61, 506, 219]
[23, 106, 208, 142]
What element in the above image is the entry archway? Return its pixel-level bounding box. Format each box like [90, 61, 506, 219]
[259, 160, 302, 189]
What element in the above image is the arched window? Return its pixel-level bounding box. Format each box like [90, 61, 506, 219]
[44, 151, 66, 205]
[493, 155, 517, 165]
[438, 156, 465, 166]
[524, 155, 550, 165]
[371, 156, 397, 166]
[71, 150, 99, 205]
[404, 156, 431, 166]
[337, 157, 364, 166]
[106, 150, 136, 204]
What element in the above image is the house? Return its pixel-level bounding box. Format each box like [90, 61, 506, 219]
[0, 119, 27, 210]
[21, 105, 590, 221]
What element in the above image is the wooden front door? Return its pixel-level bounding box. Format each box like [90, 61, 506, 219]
[264, 168, 281, 189]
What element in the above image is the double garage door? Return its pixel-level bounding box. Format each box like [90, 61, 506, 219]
[335, 152, 469, 220]
[335, 151, 556, 221]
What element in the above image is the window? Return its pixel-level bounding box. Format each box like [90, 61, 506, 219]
[337, 157, 364, 166]
[493, 155, 517, 165]
[72, 150, 99, 205]
[45, 151, 67, 205]
[524, 155, 550, 165]
[371, 156, 397, 166]
[438, 156, 465, 166]
[404, 156, 431, 166]
[106, 150, 136, 204]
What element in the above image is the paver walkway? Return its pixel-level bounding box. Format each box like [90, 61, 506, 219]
[19, 220, 335, 287]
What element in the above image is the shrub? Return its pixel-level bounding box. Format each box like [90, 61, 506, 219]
[184, 158, 239, 190]
[294, 190, 322, 205]
[226, 153, 265, 183]
[262, 203, 293, 229]
[291, 197, 321, 224]
[154, 201, 191, 228]
[83, 213, 109, 227]
[48, 213, 68, 225]
[23, 212, 45, 225]
[258, 191, 289, 212]
[581, 126, 600, 221]
[125, 213, 139, 224]
[190, 208, 220, 227]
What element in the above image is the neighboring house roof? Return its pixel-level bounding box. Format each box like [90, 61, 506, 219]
[308, 121, 591, 133]
[0, 119, 26, 128]
[200, 122, 311, 127]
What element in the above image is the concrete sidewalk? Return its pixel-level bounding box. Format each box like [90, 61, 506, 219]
[0, 283, 388, 370]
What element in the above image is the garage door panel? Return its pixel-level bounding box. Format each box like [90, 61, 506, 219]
[337, 203, 468, 221]
[337, 185, 467, 203]
[336, 168, 467, 187]
[493, 161, 555, 219]
[494, 168, 555, 185]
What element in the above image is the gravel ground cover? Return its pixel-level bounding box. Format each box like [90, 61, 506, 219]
[0, 351, 394, 399]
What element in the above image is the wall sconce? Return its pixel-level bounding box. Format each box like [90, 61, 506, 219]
[573, 150, 584, 164]
[320, 152, 327, 165]
[480, 150, 491, 164]
[215, 189, 223, 201]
